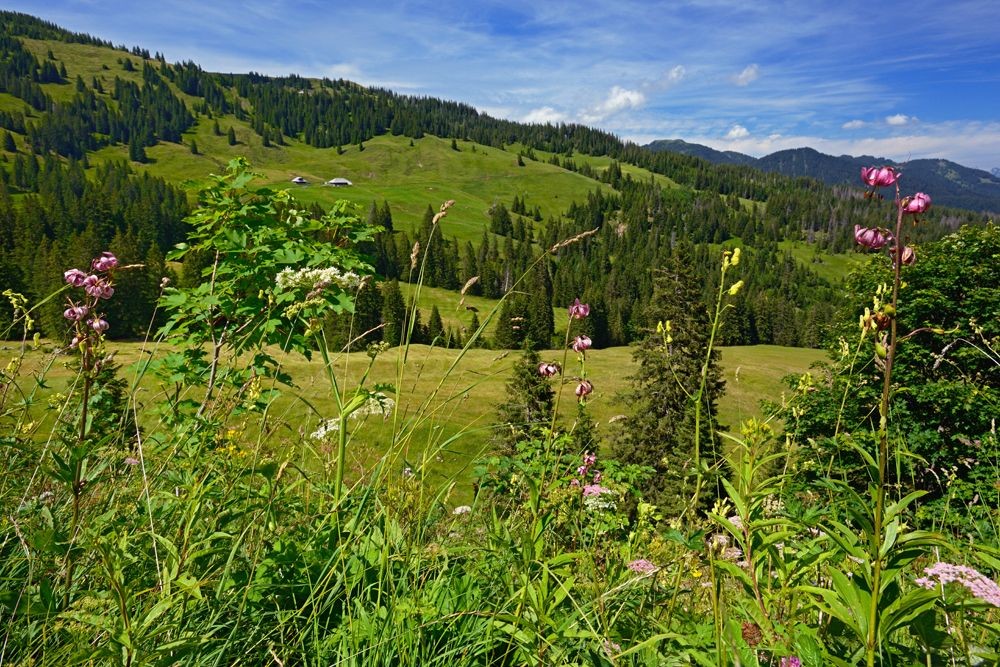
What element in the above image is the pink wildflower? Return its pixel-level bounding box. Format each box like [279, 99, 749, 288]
[860, 166, 899, 188]
[571, 335, 592, 353]
[91, 251, 118, 272]
[88, 318, 109, 334]
[63, 305, 88, 321]
[537, 362, 560, 377]
[627, 558, 659, 575]
[582, 483, 613, 497]
[575, 379, 593, 400]
[568, 298, 590, 319]
[915, 562, 1000, 607]
[83, 275, 114, 300]
[854, 224, 891, 250]
[780, 658, 801, 667]
[902, 192, 931, 215]
[64, 269, 87, 287]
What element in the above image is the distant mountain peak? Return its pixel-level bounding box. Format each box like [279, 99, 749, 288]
[644, 139, 1000, 213]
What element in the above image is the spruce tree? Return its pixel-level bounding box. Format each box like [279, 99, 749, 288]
[467, 310, 484, 348]
[492, 345, 555, 455]
[426, 305, 445, 345]
[610, 247, 725, 515]
[128, 137, 147, 163]
[525, 259, 554, 349]
[2, 131, 15, 152]
[227, 127, 237, 146]
[380, 280, 406, 346]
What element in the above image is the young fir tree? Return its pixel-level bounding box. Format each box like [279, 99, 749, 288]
[525, 259, 554, 349]
[227, 127, 237, 146]
[426, 305, 445, 345]
[380, 280, 406, 346]
[467, 310, 484, 348]
[128, 137, 147, 163]
[492, 345, 555, 456]
[610, 247, 725, 515]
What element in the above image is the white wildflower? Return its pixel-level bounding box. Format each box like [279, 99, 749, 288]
[310, 418, 341, 440]
[275, 266, 361, 292]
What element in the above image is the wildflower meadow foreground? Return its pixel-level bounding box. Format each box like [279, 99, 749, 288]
[1, 160, 997, 666]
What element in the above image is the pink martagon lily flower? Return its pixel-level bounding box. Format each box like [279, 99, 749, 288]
[861, 166, 899, 188]
[63, 305, 88, 321]
[568, 298, 590, 319]
[902, 192, 931, 214]
[92, 252, 118, 272]
[854, 224, 890, 250]
[64, 269, 88, 287]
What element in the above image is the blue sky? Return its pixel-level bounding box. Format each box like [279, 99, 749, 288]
[9, 0, 1000, 170]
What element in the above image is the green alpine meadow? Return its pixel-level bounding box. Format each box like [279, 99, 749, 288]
[0, 9, 997, 666]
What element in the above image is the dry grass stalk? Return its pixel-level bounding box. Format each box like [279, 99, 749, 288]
[549, 227, 599, 253]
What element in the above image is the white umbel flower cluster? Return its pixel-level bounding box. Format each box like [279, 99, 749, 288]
[275, 266, 361, 292]
[309, 393, 396, 441]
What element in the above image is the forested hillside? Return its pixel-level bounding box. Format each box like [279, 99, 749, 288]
[0, 10, 988, 346]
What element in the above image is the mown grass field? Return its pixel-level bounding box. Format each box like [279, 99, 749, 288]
[10, 339, 824, 493]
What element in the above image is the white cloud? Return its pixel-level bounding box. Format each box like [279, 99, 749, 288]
[325, 63, 362, 80]
[581, 86, 646, 123]
[732, 64, 759, 87]
[886, 114, 912, 126]
[842, 119, 866, 129]
[660, 65, 686, 87]
[522, 106, 567, 124]
[725, 124, 750, 139]
[477, 105, 515, 120]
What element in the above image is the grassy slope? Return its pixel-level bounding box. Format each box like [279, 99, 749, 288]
[13, 340, 824, 492]
[778, 240, 865, 283]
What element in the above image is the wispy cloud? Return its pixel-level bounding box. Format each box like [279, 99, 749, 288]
[842, 120, 866, 130]
[725, 124, 750, 139]
[655, 65, 686, 89]
[886, 114, 913, 126]
[732, 64, 759, 87]
[580, 86, 646, 123]
[522, 107, 567, 124]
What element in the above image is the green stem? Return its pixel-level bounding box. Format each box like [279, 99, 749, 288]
[317, 336, 347, 505]
[685, 259, 729, 520]
[63, 342, 92, 608]
[866, 188, 904, 667]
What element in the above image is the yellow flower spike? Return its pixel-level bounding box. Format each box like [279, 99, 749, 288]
[731, 247, 741, 266]
[728, 280, 744, 296]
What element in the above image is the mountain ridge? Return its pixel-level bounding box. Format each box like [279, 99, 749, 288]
[645, 139, 1000, 212]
